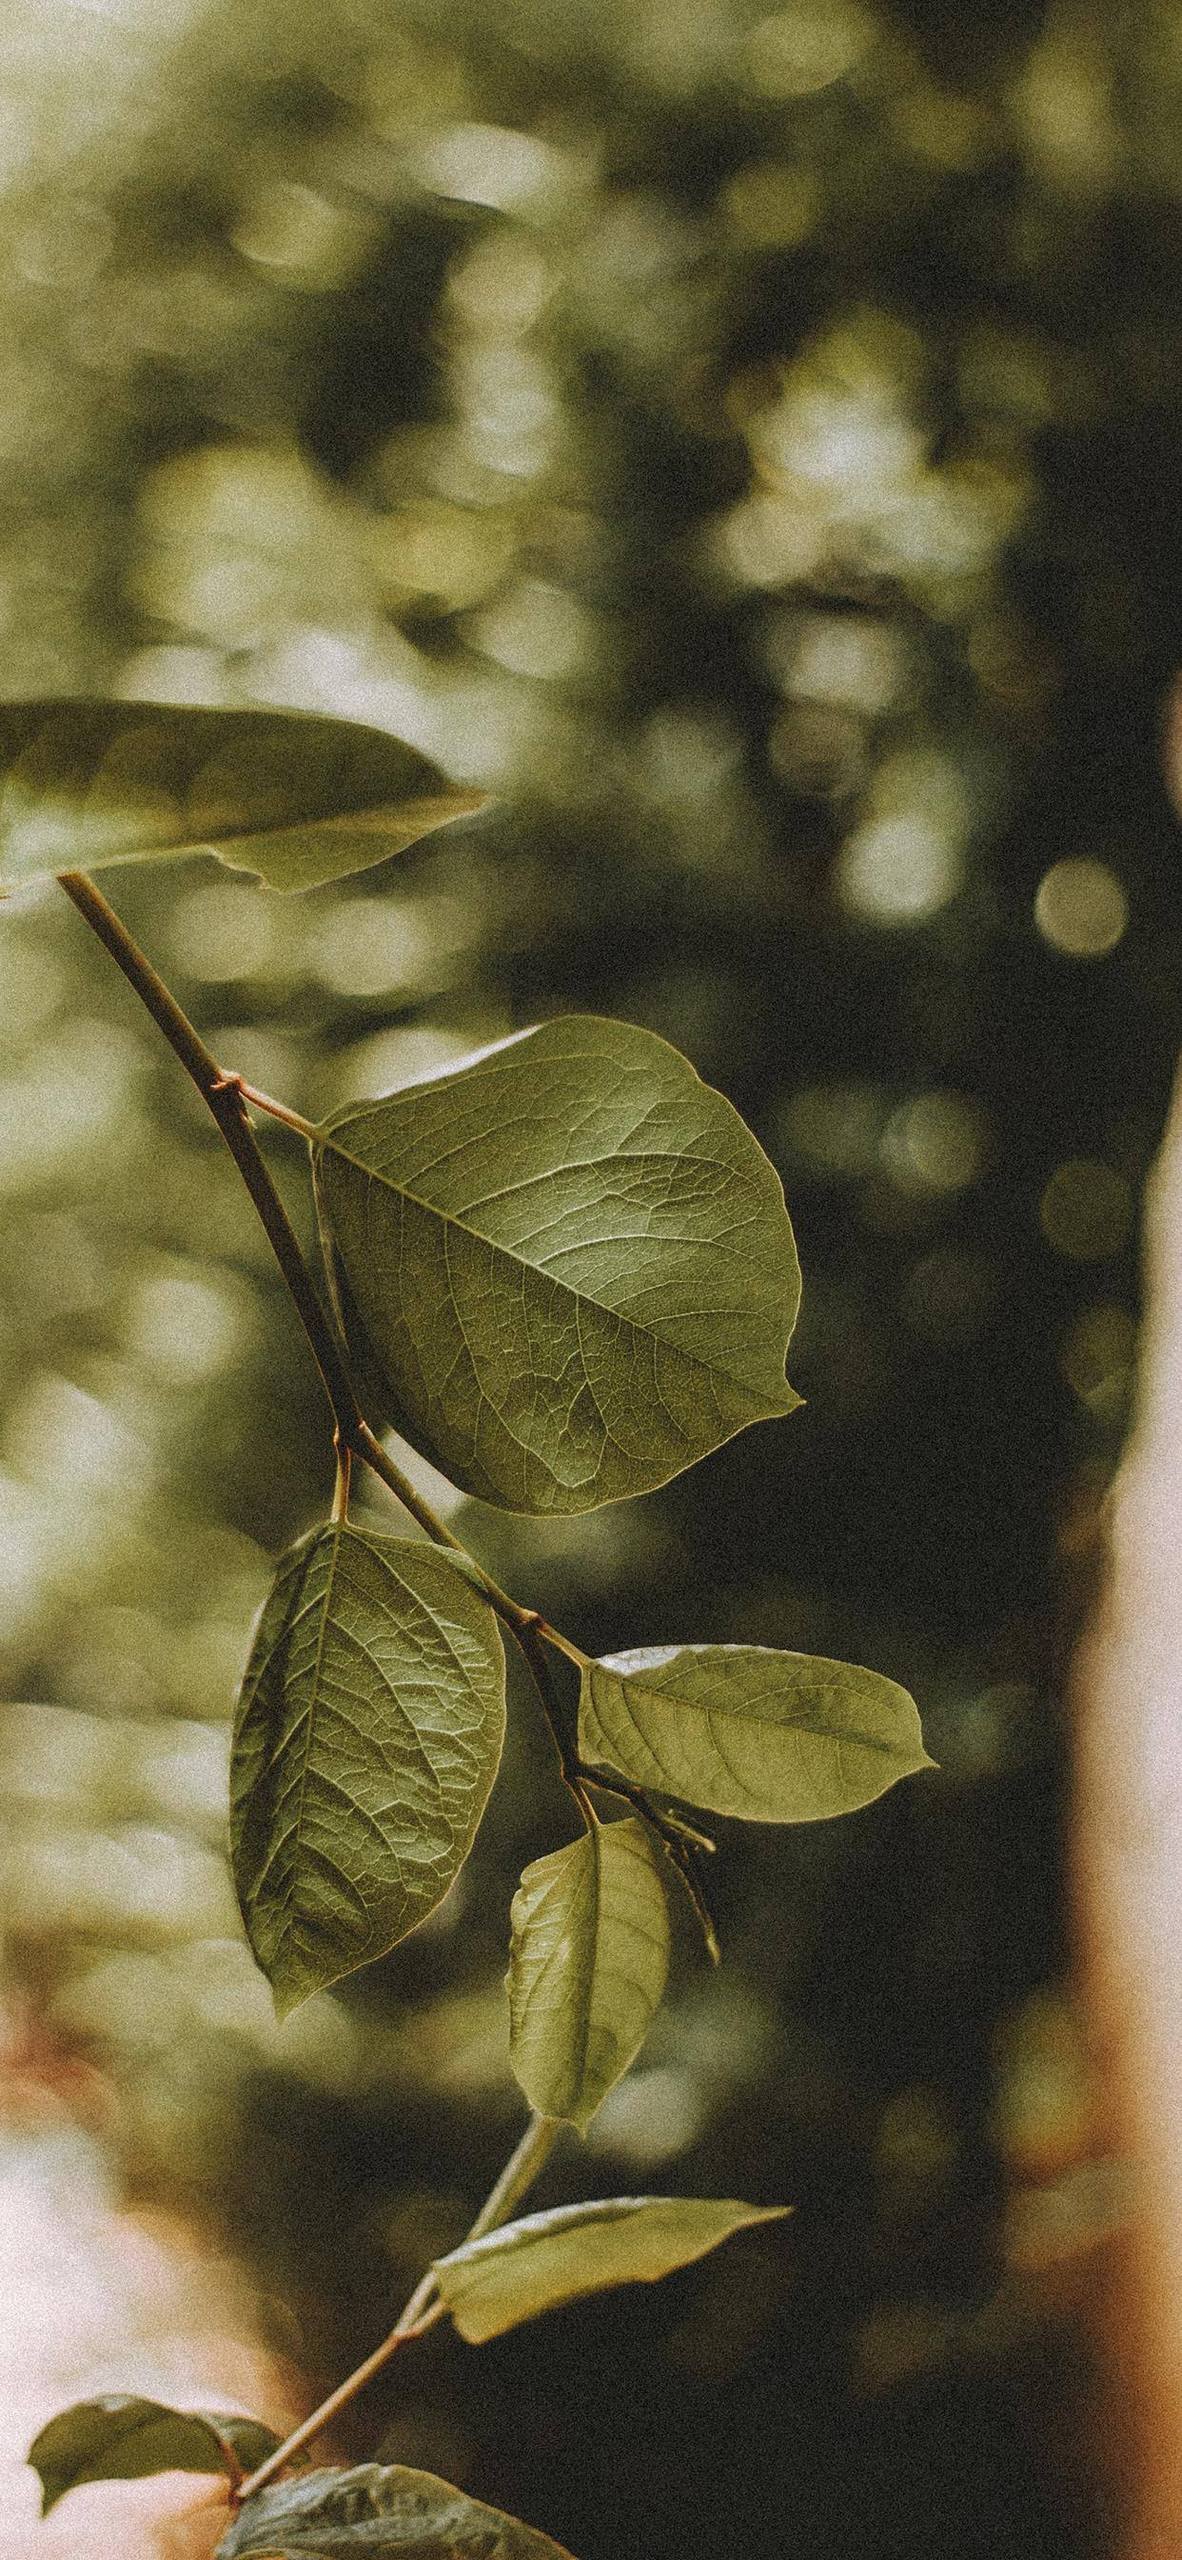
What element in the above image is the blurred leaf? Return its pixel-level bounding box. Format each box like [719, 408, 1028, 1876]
[231, 1526, 505, 2014]
[217, 2463, 577, 2555]
[313, 1016, 801, 1515]
[507, 1816, 671, 2131]
[29, 2396, 280, 2512]
[0, 701, 482, 892]
[433, 2195, 789, 2342]
[578, 1646, 930, 1821]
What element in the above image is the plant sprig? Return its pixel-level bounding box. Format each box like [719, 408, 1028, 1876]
[6, 700, 932, 2558]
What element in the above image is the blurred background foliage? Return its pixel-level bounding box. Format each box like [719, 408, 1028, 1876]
[0, 0, 1176, 2550]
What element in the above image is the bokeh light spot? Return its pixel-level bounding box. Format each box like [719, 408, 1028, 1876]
[1034, 857, 1128, 957]
[1060, 1302, 1137, 1413]
[881, 1092, 986, 1195]
[744, 3, 871, 98]
[779, 1079, 886, 1176]
[836, 812, 963, 925]
[168, 882, 282, 985]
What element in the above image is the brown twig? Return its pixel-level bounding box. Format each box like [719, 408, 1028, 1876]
[234, 2112, 561, 2504]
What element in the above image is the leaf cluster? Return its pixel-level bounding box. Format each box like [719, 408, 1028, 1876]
[15, 703, 931, 2556]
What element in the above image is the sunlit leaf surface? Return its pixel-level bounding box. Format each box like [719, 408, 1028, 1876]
[0, 701, 481, 892]
[314, 1015, 801, 1514]
[433, 2195, 788, 2341]
[29, 2396, 279, 2512]
[507, 1817, 671, 2131]
[231, 1526, 505, 2013]
[578, 1645, 929, 1821]
[217, 2462, 577, 2555]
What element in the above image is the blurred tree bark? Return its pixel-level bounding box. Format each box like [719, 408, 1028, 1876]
[1076, 1055, 1182, 2558]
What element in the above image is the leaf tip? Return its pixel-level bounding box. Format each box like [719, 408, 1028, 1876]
[441, 783, 490, 820]
[265, 1954, 319, 2021]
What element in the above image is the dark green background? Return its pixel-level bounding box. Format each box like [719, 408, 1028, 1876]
[2, 0, 1175, 2550]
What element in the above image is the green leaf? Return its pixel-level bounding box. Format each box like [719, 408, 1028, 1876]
[29, 2396, 279, 2513]
[433, 2196, 789, 2343]
[507, 1817, 671, 2131]
[216, 2463, 576, 2556]
[231, 1525, 505, 2014]
[578, 1644, 930, 1822]
[0, 700, 482, 892]
[313, 1015, 801, 1515]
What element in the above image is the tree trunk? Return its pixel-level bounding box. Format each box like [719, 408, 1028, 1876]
[1075, 1058, 1182, 2557]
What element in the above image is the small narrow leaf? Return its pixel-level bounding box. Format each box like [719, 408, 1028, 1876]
[433, 2196, 788, 2343]
[313, 1014, 801, 1516]
[507, 1817, 671, 2131]
[0, 700, 482, 892]
[578, 1644, 930, 1823]
[29, 2397, 279, 2513]
[216, 2462, 576, 2556]
[232, 1526, 505, 2014]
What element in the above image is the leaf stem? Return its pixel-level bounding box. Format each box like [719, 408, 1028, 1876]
[229, 1078, 319, 1141]
[331, 1437, 352, 1525]
[516, 1618, 597, 1828]
[536, 1621, 591, 1670]
[461, 2108, 562, 2241]
[578, 1768, 721, 1959]
[234, 2112, 561, 2505]
[515, 1614, 719, 1944]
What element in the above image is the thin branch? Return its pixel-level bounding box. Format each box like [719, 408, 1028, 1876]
[58, 871, 362, 1445]
[234, 2112, 561, 2504]
[462, 2108, 562, 2242]
[578, 1766, 721, 1960]
[352, 1421, 537, 1638]
[234, 2292, 447, 2504]
[515, 1618, 597, 1827]
[519, 1611, 719, 1944]
[57, 872, 535, 1642]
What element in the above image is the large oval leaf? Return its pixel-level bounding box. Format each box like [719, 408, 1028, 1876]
[232, 1526, 505, 2014]
[29, 2396, 279, 2512]
[217, 2463, 576, 2557]
[312, 1015, 801, 1515]
[433, 2195, 788, 2343]
[507, 1817, 671, 2131]
[578, 1644, 930, 1822]
[0, 700, 481, 892]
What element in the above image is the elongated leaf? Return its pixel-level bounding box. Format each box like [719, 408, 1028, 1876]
[507, 1817, 671, 2131]
[313, 1015, 801, 1515]
[578, 1644, 929, 1822]
[0, 700, 481, 892]
[433, 2196, 788, 2343]
[232, 1526, 505, 2014]
[217, 2463, 576, 2556]
[29, 2397, 279, 2513]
